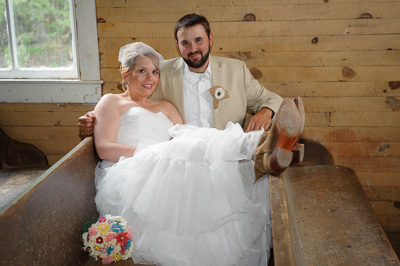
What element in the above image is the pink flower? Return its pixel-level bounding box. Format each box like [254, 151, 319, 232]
[89, 225, 97, 237]
[99, 217, 106, 223]
[102, 256, 113, 264]
[105, 232, 117, 242]
[127, 228, 133, 239]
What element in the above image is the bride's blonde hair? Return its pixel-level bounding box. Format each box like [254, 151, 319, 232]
[118, 42, 163, 91]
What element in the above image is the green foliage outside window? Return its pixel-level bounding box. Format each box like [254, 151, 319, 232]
[0, 0, 73, 69]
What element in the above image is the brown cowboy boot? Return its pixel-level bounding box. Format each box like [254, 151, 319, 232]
[254, 98, 303, 177]
[290, 96, 305, 165]
[254, 124, 275, 179]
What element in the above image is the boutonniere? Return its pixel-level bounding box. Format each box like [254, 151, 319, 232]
[209, 86, 230, 109]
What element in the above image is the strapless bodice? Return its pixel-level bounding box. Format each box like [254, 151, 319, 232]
[116, 107, 173, 146]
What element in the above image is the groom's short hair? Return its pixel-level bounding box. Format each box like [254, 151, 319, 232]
[174, 14, 211, 41]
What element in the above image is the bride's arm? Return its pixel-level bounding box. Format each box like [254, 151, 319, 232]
[94, 94, 136, 162]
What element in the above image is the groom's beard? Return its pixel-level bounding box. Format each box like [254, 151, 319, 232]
[181, 45, 211, 69]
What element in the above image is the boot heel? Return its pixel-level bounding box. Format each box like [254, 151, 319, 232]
[270, 148, 293, 174]
[291, 143, 305, 165]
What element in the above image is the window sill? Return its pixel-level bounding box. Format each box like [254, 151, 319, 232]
[0, 79, 102, 103]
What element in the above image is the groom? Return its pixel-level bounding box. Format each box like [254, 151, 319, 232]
[79, 13, 304, 176]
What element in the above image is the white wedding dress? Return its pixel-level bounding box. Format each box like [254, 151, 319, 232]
[95, 107, 272, 266]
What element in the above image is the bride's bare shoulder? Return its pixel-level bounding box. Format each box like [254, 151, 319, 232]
[100, 93, 130, 104]
[95, 93, 128, 113]
[157, 100, 183, 124]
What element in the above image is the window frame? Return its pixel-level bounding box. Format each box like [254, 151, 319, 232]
[1, 0, 78, 79]
[0, 0, 102, 103]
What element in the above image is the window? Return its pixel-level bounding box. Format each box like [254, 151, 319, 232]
[1, 0, 77, 79]
[0, 0, 101, 103]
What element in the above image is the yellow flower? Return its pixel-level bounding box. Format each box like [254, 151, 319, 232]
[97, 222, 111, 234]
[113, 253, 123, 262]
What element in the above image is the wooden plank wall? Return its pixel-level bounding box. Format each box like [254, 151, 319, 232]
[0, 0, 398, 227]
[0, 103, 94, 165]
[95, 0, 400, 228]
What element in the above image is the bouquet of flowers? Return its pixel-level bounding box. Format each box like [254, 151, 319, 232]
[82, 214, 134, 264]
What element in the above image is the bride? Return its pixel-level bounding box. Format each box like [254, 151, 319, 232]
[94, 42, 271, 266]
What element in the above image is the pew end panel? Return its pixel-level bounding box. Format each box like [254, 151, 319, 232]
[0, 127, 49, 169]
[0, 137, 99, 266]
[270, 140, 400, 265]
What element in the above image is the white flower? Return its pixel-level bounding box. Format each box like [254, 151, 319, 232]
[209, 86, 230, 108]
[214, 87, 225, 100]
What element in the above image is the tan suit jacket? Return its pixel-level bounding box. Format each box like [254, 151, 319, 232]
[151, 56, 283, 129]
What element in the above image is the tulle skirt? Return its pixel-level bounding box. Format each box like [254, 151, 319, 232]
[95, 123, 272, 265]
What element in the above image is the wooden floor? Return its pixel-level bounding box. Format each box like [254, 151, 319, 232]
[0, 168, 48, 209]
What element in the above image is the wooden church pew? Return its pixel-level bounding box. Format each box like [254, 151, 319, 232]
[0, 137, 98, 265]
[0, 135, 398, 265]
[270, 139, 400, 265]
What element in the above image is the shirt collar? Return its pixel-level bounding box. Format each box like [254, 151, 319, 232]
[184, 62, 212, 82]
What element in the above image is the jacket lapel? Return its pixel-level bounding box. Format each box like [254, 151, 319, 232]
[211, 56, 222, 87]
[210, 56, 224, 129]
[171, 58, 186, 123]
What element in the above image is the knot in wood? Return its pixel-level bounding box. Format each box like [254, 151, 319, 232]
[250, 68, 262, 80]
[230, 52, 251, 61]
[359, 13, 373, 19]
[389, 81, 400, 90]
[312, 37, 319, 44]
[244, 13, 256, 21]
[342, 67, 355, 78]
[378, 143, 390, 152]
[97, 18, 106, 23]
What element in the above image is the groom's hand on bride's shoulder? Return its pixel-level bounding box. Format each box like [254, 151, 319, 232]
[78, 111, 96, 136]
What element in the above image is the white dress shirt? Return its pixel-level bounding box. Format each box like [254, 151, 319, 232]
[183, 63, 214, 128]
